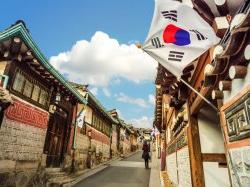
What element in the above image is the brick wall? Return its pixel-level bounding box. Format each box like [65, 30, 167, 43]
[87, 125, 110, 160]
[177, 147, 192, 187]
[87, 125, 110, 145]
[166, 152, 178, 185]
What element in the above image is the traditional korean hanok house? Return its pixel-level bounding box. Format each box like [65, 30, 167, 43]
[0, 21, 87, 186]
[108, 109, 122, 157]
[128, 125, 139, 152]
[154, 1, 249, 187]
[70, 82, 118, 168]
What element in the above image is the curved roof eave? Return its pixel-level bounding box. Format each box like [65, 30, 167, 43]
[0, 22, 87, 105]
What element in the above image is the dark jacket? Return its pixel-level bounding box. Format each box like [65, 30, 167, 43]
[142, 144, 150, 160]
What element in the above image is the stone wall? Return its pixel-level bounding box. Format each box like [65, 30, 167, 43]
[91, 139, 110, 160]
[0, 98, 49, 187]
[75, 132, 90, 169]
[229, 146, 250, 187]
[166, 152, 178, 185]
[0, 117, 46, 162]
[123, 139, 131, 154]
[111, 130, 118, 156]
[177, 147, 192, 187]
[0, 98, 49, 166]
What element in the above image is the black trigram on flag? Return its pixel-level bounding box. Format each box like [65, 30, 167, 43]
[190, 30, 207, 40]
[168, 51, 184, 62]
[151, 37, 164, 48]
[161, 10, 177, 22]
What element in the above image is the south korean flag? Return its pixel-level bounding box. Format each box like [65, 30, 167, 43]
[143, 0, 220, 77]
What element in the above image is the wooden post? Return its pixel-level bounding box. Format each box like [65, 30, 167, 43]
[187, 111, 205, 187]
[229, 65, 247, 79]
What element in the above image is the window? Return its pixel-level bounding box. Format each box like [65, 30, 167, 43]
[12, 68, 50, 108]
[13, 72, 25, 92]
[23, 80, 33, 98]
[32, 85, 40, 101]
[39, 89, 48, 106]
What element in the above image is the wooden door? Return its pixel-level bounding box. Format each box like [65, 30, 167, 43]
[45, 109, 68, 167]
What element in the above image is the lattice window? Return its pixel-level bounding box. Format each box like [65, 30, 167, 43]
[12, 68, 50, 108]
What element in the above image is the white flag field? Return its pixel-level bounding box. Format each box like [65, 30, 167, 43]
[143, 0, 220, 77]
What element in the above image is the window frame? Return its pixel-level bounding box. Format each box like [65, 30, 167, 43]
[11, 68, 51, 109]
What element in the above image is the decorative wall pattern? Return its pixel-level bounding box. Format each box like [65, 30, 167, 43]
[5, 99, 49, 129]
[225, 93, 250, 142]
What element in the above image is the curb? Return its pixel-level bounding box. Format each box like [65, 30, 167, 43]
[149, 151, 161, 187]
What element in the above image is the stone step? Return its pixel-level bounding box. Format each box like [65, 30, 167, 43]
[47, 171, 67, 178]
[45, 168, 62, 173]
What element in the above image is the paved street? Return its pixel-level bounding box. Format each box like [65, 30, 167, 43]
[74, 151, 151, 187]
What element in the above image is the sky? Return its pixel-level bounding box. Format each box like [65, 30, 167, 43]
[0, 0, 157, 128]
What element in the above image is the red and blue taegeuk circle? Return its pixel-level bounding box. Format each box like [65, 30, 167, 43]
[163, 24, 191, 46]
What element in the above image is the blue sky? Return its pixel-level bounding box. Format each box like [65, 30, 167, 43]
[0, 0, 157, 128]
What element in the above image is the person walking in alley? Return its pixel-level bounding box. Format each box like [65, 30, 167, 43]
[142, 141, 150, 169]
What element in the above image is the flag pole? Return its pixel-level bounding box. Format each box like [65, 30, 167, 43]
[179, 78, 218, 112]
[141, 48, 219, 113]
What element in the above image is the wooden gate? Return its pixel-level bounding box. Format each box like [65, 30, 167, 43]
[44, 108, 68, 167]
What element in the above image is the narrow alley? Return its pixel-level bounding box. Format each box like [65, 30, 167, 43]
[74, 151, 151, 187]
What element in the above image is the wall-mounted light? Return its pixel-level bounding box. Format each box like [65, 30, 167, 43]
[55, 92, 61, 103]
[49, 104, 56, 113]
[66, 96, 70, 101]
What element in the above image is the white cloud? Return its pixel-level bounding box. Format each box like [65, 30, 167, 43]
[50, 31, 157, 87]
[129, 116, 153, 128]
[116, 92, 147, 108]
[103, 88, 111, 97]
[148, 94, 155, 105]
[89, 87, 98, 96]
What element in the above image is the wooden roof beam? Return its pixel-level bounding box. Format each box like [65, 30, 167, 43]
[192, 0, 215, 25]
[214, 0, 229, 16]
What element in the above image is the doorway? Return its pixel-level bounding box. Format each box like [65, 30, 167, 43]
[44, 108, 68, 167]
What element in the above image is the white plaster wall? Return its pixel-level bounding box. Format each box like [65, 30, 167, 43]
[85, 105, 93, 124]
[198, 105, 225, 153]
[198, 105, 230, 186]
[223, 63, 250, 102]
[203, 162, 230, 187]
